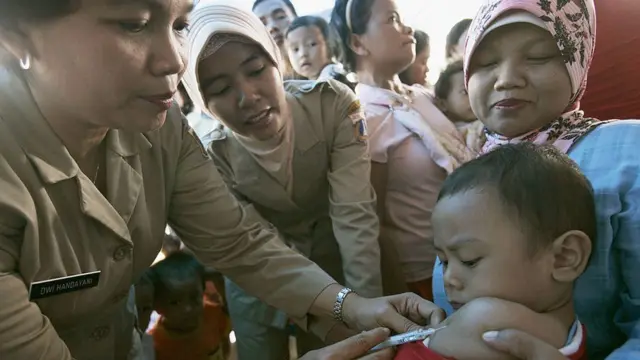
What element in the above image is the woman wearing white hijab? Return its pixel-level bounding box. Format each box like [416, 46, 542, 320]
[183, 2, 387, 359]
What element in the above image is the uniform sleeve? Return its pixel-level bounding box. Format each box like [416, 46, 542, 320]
[325, 81, 383, 298]
[0, 159, 73, 359]
[167, 117, 336, 321]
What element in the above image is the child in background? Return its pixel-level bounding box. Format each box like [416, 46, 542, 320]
[399, 30, 430, 87]
[285, 16, 355, 90]
[435, 60, 484, 153]
[147, 251, 230, 360]
[395, 143, 593, 360]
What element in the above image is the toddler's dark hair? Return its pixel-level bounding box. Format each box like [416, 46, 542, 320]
[434, 60, 464, 100]
[438, 143, 597, 253]
[252, 0, 298, 17]
[148, 251, 205, 298]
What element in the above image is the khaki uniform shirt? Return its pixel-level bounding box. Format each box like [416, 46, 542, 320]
[0, 67, 334, 359]
[210, 80, 382, 300]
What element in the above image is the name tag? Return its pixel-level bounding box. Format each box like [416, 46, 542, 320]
[29, 271, 101, 300]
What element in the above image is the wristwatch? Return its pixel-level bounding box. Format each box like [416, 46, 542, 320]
[332, 287, 354, 323]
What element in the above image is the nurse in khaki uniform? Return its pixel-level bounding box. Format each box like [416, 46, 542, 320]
[0, 1, 445, 359]
[182, 3, 382, 359]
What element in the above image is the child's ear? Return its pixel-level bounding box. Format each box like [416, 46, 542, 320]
[550, 230, 592, 282]
[349, 33, 369, 57]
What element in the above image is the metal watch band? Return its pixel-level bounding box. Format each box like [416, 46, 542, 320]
[333, 287, 354, 323]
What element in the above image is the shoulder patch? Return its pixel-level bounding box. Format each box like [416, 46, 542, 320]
[347, 100, 361, 115]
[346, 100, 368, 143]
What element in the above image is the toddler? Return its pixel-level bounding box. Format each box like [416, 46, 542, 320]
[395, 143, 594, 360]
[435, 60, 484, 153]
[147, 251, 230, 360]
[285, 15, 355, 89]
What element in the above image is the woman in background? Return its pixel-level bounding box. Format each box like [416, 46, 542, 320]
[183, 3, 383, 359]
[399, 30, 430, 87]
[332, 0, 474, 300]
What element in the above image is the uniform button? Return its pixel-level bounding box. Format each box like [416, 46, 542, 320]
[113, 246, 130, 261]
[90, 326, 110, 341]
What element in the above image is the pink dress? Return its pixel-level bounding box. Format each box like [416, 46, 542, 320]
[356, 83, 472, 285]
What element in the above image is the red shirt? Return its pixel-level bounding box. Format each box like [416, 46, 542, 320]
[581, 0, 640, 120]
[394, 324, 587, 360]
[150, 297, 230, 360]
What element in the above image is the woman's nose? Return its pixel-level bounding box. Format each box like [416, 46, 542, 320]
[405, 24, 414, 36]
[237, 82, 259, 108]
[494, 59, 527, 91]
[149, 33, 186, 78]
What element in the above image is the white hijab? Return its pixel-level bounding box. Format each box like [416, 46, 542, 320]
[182, 0, 284, 113]
[182, 1, 295, 192]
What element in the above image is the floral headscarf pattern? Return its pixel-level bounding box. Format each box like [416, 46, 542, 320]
[463, 0, 606, 154]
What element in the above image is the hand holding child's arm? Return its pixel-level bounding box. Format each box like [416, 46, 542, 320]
[427, 298, 568, 360]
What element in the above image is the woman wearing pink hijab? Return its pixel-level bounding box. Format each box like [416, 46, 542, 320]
[432, 0, 640, 359]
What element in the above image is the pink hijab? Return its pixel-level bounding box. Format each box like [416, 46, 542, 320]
[464, 0, 604, 154]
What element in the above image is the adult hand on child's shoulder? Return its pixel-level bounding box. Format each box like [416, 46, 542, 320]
[482, 329, 568, 360]
[299, 328, 394, 360]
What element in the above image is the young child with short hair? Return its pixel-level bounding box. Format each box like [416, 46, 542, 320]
[395, 143, 593, 360]
[146, 251, 230, 360]
[435, 60, 484, 153]
[285, 15, 355, 89]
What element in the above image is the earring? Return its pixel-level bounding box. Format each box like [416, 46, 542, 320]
[19, 53, 31, 70]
